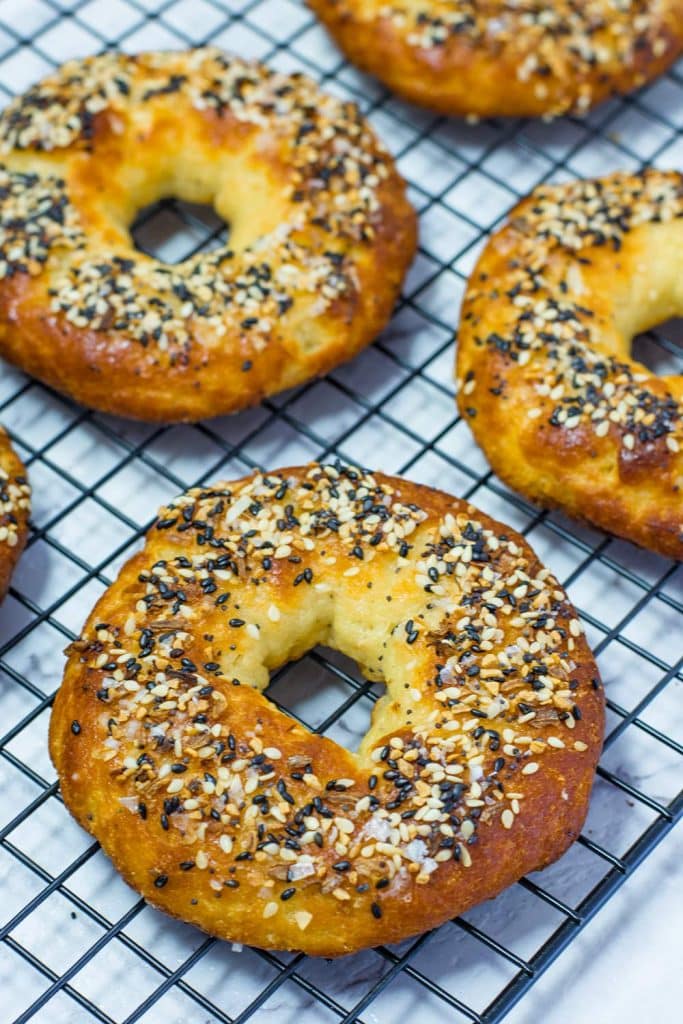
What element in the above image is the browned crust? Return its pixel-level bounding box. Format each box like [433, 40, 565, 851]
[0, 177, 415, 422]
[0, 51, 417, 423]
[0, 428, 30, 602]
[308, 0, 683, 118]
[456, 169, 683, 561]
[50, 464, 604, 956]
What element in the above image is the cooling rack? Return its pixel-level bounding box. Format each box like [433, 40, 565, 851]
[0, 1, 681, 1021]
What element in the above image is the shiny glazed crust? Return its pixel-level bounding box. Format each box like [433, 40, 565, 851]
[0, 49, 416, 422]
[456, 169, 683, 561]
[0, 428, 30, 601]
[309, 0, 683, 118]
[50, 463, 604, 956]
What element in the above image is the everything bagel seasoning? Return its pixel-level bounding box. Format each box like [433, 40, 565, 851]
[65, 462, 597, 921]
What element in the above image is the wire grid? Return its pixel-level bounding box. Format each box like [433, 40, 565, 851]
[0, 1, 681, 1021]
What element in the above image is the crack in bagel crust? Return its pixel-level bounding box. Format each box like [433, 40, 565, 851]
[0, 49, 416, 422]
[0, 428, 31, 602]
[456, 169, 683, 561]
[309, 0, 683, 117]
[50, 463, 603, 955]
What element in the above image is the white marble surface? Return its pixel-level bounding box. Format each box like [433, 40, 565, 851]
[507, 822, 683, 1024]
[0, 1, 681, 1022]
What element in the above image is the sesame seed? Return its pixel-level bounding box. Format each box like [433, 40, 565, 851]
[70, 460, 596, 919]
[458, 170, 683, 552]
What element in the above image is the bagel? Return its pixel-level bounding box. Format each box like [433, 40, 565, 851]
[456, 169, 683, 561]
[50, 462, 603, 956]
[0, 49, 416, 422]
[309, 0, 683, 118]
[0, 428, 30, 601]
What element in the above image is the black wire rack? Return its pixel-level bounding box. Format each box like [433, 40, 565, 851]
[0, 1, 681, 1022]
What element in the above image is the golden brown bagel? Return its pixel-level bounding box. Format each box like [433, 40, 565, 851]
[0, 49, 416, 422]
[456, 169, 683, 561]
[50, 462, 603, 956]
[0, 428, 30, 601]
[309, 0, 683, 118]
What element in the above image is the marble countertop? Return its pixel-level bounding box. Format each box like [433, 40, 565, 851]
[507, 822, 682, 1024]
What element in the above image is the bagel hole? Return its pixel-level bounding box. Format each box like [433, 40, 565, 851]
[264, 647, 386, 754]
[631, 317, 683, 376]
[130, 198, 229, 264]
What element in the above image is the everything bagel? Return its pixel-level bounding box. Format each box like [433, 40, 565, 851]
[0, 429, 30, 601]
[0, 49, 416, 422]
[50, 462, 603, 955]
[456, 169, 683, 561]
[309, 0, 683, 118]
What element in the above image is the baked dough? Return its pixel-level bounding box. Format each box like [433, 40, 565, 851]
[0, 49, 416, 422]
[0, 428, 30, 602]
[309, 0, 683, 118]
[51, 463, 603, 955]
[456, 169, 683, 560]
